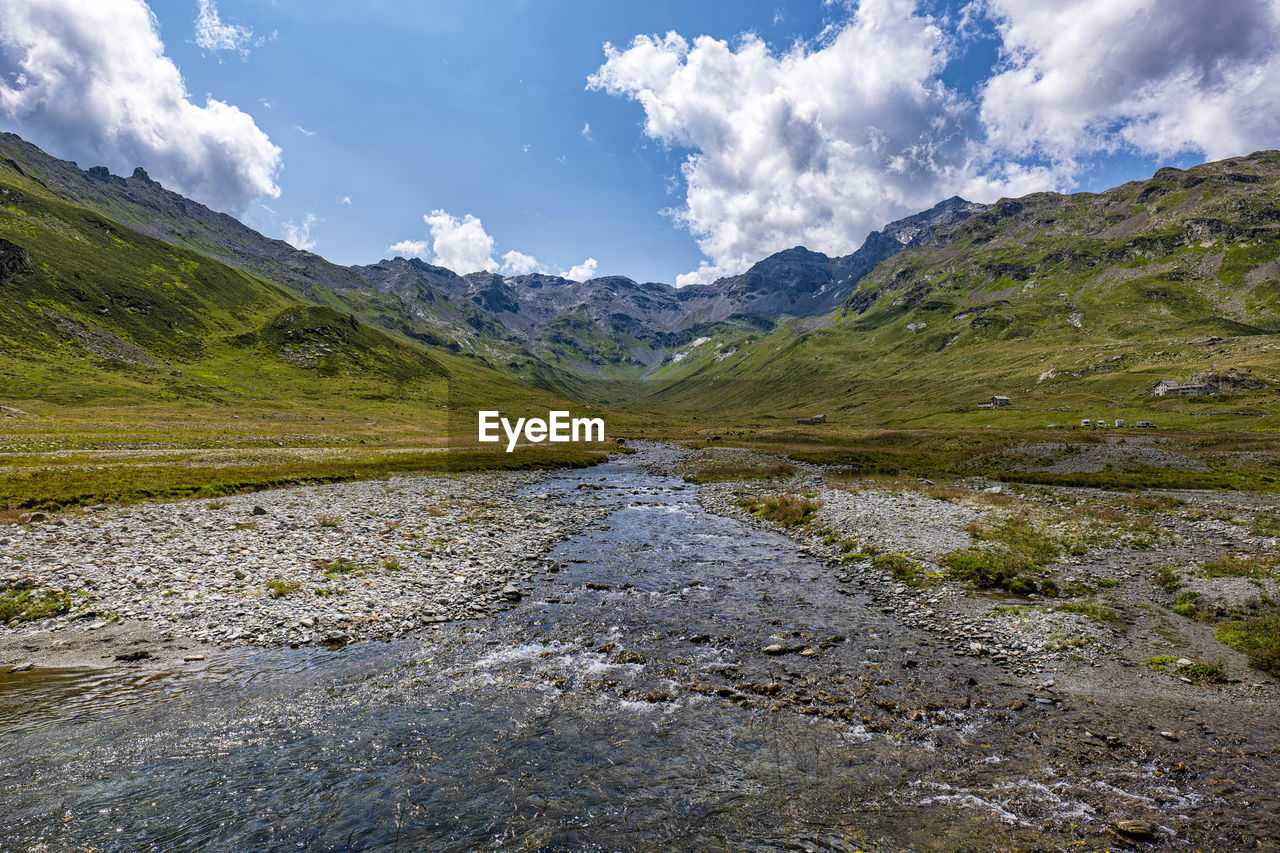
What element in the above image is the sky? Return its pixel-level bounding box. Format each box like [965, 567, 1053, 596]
[3, 0, 1280, 286]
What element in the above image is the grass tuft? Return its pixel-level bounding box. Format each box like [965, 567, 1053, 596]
[872, 552, 926, 587]
[737, 493, 822, 527]
[1215, 612, 1280, 676]
[1053, 601, 1117, 621]
[681, 453, 795, 484]
[265, 577, 301, 599]
[1202, 554, 1280, 580]
[0, 587, 78, 623]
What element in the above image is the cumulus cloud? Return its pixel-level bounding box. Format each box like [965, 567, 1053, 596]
[979, 0, 1280, 165]
[501, 250, 542, 275]
[388, 239, 430, 259]
[195, 0, 253, 55]
[588, 0, 997, 282]
[390, 212, 599, 281]
[563, 258, 599, 281]
[591, 0, 1280, 284]
[420, 210, 498, 273]
[283, 213, 318, 251]
[0, 0, 281, 213]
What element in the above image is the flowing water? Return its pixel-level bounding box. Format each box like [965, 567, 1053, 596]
[0, 446, 1228, 851]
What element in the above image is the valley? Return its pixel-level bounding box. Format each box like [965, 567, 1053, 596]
[2, 130, 1279, 851]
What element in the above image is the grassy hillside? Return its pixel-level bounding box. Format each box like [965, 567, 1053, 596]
[0, 152, 636, 455]
[631, 153, 1280, 429]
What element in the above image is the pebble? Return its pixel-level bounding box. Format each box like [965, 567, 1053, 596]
[1113, 819, 1157, 840]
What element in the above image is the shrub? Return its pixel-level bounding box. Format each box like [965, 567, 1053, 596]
[1152, 565, 1182, 591]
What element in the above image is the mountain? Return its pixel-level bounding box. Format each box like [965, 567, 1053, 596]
[6, 129, 1274, 429]
[345, 197, 988, 400]
[0, 137, 572, 423]
[684, 196, 989, 324]
[0, 132, 990, 404]
[637, 151, 1280, 424]
[0, 133, 372, 301]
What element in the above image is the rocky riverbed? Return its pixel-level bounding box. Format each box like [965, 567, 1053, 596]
[0, 469, 612, 666]
[3, 444, 1280, 850]
[694, 450, 1280, 691]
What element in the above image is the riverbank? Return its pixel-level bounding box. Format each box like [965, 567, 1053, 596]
[691, 448, 1280, 694]
[0, 469, 614, 668]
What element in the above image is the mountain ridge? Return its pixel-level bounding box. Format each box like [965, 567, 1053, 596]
[4, 129, 1277, 425]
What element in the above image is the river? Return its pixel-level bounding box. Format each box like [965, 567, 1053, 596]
[0, 445, 1250, 851]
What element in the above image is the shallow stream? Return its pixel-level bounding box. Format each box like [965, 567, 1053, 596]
[0, 445, 1225, 851]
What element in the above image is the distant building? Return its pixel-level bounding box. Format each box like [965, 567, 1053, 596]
[979, 395, 1011, 410]
[1153, 379, 1217, 397]
[797, 414, 827, 425]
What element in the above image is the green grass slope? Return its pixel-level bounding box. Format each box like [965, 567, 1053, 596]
[632, 153, 1280, 428]
[0, 160, 587, 435]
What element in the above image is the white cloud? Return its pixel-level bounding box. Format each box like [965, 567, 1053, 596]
[588, 0, 1000, 282]
[591, 0, 1280, 285]
[339, 195, 352, 206]
[195, 0, 254, 55]
[501, 250, 542, 275]
[283, 213, 318, 252]
[979, 0, 1280, 165]
[422, 209, 498, 273]
[563, 258, 599, 281]
[0, 0, 281, 213]
[581, 121, 592, 139]
[393, 214, 596, 280]
[294, 125, 317, 137]
[388, 239, 430, 259]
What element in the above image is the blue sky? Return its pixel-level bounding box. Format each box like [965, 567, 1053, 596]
[158, 0, 857, 281]
[4, 1, 1278, 284]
